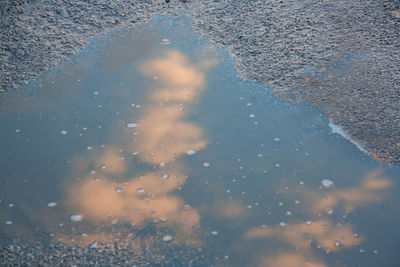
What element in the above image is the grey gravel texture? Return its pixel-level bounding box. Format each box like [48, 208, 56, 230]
[0, 240, 208, 266]
[1, 0, 399, 164]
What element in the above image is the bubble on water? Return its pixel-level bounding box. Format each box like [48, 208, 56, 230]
[327, 209, 334, 215]
[87, 146, 93, 151]
[279, 222, 286, 227]
[5, 221, 12, 225]
[258, 154, 263, 157]
[203, 162, 210, 167]
[162, 235, 173, 243]
[89, 242, 98, 249]
[115, 188, 123, 193]
[137, 188, 145, 194]
[47, 202, 57, 208]
[249, 114, 255, 118]
[70, 215, 82, 222]
[161, 174, 169, 179]
[359, 248, 364, 253]
[60, 130, 67, 135]
[274, 138, 280, 142]
[125, 122, 137, 128]
[247, 205, 252, 209]
[321, 179, 334, 188]
[305, 220, 312, 225]
[211, 231, 218, 236]
[160, 39, 171, 45]
[275, 163, 280, 167]
[294, 200, 300, 204]
[284, 186, 289, 190]
[335, 241, 342, 247]
[8, 203, 14, 208]
[299, 181, 304, 185]
[93, 92, 99, 96]
[373, 250, 378, 254]
[286, 211, 292, 216]
[15, 129, 20, 133]
[278, 202, 283, 206]
[246, 102, 252, 106]
[101, 165, 107, 169]
[354, 233, 359, 238]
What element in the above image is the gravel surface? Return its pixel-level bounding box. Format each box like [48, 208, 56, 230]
[0, 240, 208, 266]
[1, 0, 399, 164]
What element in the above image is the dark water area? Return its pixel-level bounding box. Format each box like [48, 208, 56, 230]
[0, 15, 399, 266]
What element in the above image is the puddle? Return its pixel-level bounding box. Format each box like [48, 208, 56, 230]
[0, 15, 399, 266]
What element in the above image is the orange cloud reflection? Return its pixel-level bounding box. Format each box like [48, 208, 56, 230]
[260, 253, 327, 267]
[132, 50, 217, 164]
[133, 105, 207, 164]
[67, 169, 199, 233]
[308, 169, 391, 213]
[245, 219, 362, 253]
[66, 50, 217, 242]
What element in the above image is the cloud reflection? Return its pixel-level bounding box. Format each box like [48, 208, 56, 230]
[307, 169, 391, 213]
[243, 169, 391, 266]
[65, 50, 216, 242]
[132, 50, 217, 164]
[245, 219, 362, 253]
[260, 253, 327, 267]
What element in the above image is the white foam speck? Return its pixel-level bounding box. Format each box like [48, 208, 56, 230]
[321, 179, 334, 188]
[187, 150, 197, 155]
[47, 202, 57, 208]
[70, 214, 82, 222]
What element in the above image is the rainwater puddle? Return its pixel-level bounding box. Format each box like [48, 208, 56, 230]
[0, 15, 399, 266]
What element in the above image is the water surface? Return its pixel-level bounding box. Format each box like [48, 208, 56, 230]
[0, 15, 399, 266]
